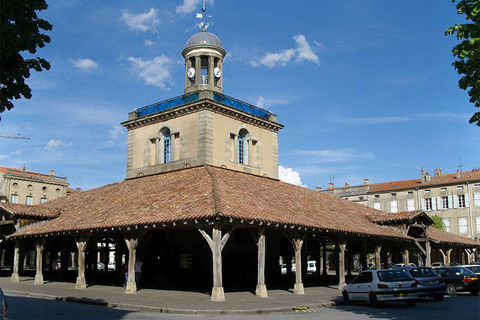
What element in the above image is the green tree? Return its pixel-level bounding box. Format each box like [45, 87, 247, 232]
[431, 215, 447, 231]
[445, 0, 480, 126]
[0, 0, 52, 113]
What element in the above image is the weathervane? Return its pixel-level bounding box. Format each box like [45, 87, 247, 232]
[196, 0, 210, 32]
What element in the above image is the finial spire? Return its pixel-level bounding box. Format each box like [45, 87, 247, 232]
[196, 0, 209, 32]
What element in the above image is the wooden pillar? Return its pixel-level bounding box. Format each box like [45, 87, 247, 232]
[440, 248, 452, 266]
[375, 242, 382, 270]
[255, 229, 267, 298]
[361, 241, 368, 271]
[337, 240, 347, 290]
[289, 233, 305, 295]
[75, 235, 90, 289]
[322, 239, 328, 275]
[11, 239, 21, 283]
[34, 239, 46, 285]
[198, 225, 233, 302]
[425, 241, 432, 267]
[403, 248, 410, 266]
[123, 232, 144, 293]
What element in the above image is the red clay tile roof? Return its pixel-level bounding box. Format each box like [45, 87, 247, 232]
[426, 227, 480, 247]
[10, 166, 412, 241]
[368, 210, 434, 224]
[0, 166, 68, 183]
[0, 203, 61, 219]
[330, 169, 480, 193]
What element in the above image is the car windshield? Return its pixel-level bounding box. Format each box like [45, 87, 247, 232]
[409, 267, 438, 278]
[378, 270, 412, 282]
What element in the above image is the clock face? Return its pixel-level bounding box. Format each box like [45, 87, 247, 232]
[214, 67, 221, 78]
[187, 67, 195, 79]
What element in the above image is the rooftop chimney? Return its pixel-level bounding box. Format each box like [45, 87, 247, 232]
[328, 182, 334, 189]
[425, 172, 431, 182]
[456, 169, 462, 179]
[439, 168, 443, 175]
[48, 170, 55, 176]
[434, 168, 439, 176]
[345, 183, 350, 187]
[364, 179, 370, 185]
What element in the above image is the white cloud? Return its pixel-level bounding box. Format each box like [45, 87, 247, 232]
[176, 0, 201, 15]
[279, 165, 308, 188]
[44, 139, 72, 151]
[176, 0, 214, 15]
[297, 148, 375, 163]
[109, 125, 125, 140]
[258, 49, 296, 68]
[253, 34, 320, 68]
[127, 55, 174, 89]
[293, 34, 320, 65]
[144, 39, 154, 46]
[120, 8, 159, 32]
[71, 58, 98, 71]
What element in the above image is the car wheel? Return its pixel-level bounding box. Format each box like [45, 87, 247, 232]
[342, 291, 350, 304]
[446, 284, 456, 296]
[369, 292, 380, 308]
[470, 289, 479, 296]
[406, 300, 416, 307]
[433, 294, 444, 301]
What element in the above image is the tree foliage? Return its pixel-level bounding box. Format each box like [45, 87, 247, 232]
[431, 215, 447, 231]
[0, 0, 52, 113]
[445, 0, 480, 126]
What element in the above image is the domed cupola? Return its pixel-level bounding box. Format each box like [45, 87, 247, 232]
[182, 30, 226, 94]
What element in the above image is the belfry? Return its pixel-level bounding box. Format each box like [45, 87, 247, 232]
[122, 24, 283, 180]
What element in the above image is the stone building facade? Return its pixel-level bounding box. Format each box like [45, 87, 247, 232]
[321, 168, 480, 239]
[0, 167, 69, 205]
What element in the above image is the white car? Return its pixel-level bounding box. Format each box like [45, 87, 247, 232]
[342, 269, 418, 307]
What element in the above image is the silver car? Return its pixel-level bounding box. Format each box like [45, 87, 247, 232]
[342, 269, 418, 307]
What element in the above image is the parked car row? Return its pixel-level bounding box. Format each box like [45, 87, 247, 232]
[342, 265, 479, 308]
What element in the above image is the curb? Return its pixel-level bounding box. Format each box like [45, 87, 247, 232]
[4, 289, 339, 315]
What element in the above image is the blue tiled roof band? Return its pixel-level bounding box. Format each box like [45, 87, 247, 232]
[135, 93, 271, 120]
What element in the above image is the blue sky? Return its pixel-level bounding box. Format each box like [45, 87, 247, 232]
[1, 0, 479, 191]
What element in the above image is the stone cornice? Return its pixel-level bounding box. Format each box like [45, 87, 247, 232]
[121, 98, 284, 132]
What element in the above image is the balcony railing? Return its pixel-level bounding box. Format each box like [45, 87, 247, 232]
[213, 93, 271, 120]
[136, 93, 199, 118]
[134, 92, 272, 121]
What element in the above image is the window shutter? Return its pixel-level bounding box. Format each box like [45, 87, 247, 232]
[453, 195, 459, 208]
[465, 194, 470, 208]
[432, 198, 437, 210]
[436, 197, 442, 210]
[448, 195, 453, 209]
[475, 193, 480, 207]
[421, 198, 426, 210]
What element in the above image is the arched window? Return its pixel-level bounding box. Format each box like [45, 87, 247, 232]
[238, 129, 248, 164]
[160, 127, 171, 164]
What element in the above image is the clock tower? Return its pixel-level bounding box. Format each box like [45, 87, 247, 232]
[182, 30, 226, 95]
[122, 27, 283, 180]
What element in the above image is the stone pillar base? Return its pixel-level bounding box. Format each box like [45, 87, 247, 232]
[211, 286, 225, 301]
[75, 276, 86, 289]
[10, 273, 19, 283]
[255, 284, 268, 298]
[338, 282, 347, 291]
[293, 282, 304, 295]
[34, 274, 44, 285]
[125, 281, 137, 293]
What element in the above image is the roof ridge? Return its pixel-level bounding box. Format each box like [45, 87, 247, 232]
[204, 165, 223, 215]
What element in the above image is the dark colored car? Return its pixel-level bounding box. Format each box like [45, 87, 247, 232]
[398, 266, 446, 301]
[434, 267, 479, 296]
[0, 287, 8, 320]
[459, 265, 480, 276]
